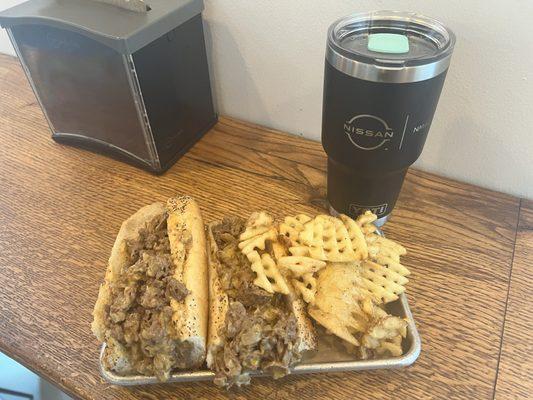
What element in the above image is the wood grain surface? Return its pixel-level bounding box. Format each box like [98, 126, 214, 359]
[494, 199, 533, 399]
[0, 53, 527, 400]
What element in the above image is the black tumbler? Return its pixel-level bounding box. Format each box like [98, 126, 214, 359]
[322, 11, 455, 225]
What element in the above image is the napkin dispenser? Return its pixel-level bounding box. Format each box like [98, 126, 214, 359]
[0, 0, 217, 173]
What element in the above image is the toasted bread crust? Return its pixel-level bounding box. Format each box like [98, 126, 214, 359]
[286, 290, 318, 352]
[205, 223, 229, 368]
[167, 196, 208, 368]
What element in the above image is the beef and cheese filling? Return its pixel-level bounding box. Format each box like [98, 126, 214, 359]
[102, 212, 189, 380]
[211, 217, 300, 388]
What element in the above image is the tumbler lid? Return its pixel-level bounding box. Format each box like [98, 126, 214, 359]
[327, 11, 455, 83]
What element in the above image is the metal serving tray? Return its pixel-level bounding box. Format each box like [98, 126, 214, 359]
[99, 293, 420, 386]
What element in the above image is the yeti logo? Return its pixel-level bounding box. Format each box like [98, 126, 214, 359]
[350, 203, 388, 217]
[344, 114, 394, 151]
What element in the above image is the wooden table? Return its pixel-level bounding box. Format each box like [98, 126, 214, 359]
[0, 54, 531, 400]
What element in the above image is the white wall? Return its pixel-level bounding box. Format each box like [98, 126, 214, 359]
[0, 0, 24, 55]
[1, 1, 532, 198]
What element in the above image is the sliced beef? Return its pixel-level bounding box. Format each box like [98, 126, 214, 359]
[103, 212, 190, 381]
[212, 301, 300, 388]
[212, 216, 246, 246]
[166, 278, 189, 302]
[236, 282, 273, 307]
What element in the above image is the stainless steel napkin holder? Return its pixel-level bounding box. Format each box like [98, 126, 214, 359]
[0, 0, 217, 173]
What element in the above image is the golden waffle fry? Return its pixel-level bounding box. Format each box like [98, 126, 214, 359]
[356, 211, 378, 235]
[292, 272, 318, 304]
[307, 263, 367, 345]
[246, 250, 289, 294]
[239, 211, 274, 241]
[279, 214, 312, 244]
[289, 246, 311, 257]
[238, 212, 294, 295]
[375, 255, 410, 277]
[308, 263, 407, 354]
[366, 234, 407, 262]
[308, 307, 360, 346]
[271, 240, 288, 261]
[238, 228, 278, 255]
[278, 256, 326, 277]
[359, 260, 410, 304]
[359, 309, 407, 359]
[339, 214, 368, 260]
[374, 335, 404, 357]
[298, 215, 358, 262]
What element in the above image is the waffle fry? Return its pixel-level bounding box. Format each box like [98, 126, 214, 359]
[308, 263, 407, 356]
[358, 303, 407, 359]
[282, 212, 409, 305]
[292, 272, 318, 304]
[238, 212, 291, 295]
[366, 234, 407, 262]
[279, 214, 312, 244]
[339, 214, 368, 260]
[279, 255, 325, 303]
[238, 228, 278, 255]
[356, 211, 378, 235]
[289, 246, 311, 257]
[374, 336, 404, 357]
[298, 215, 358, 262]
[375, 255, 410, 277]
[246, 250, 289, 295]
[278, 256, 326, 277]
[271, 240, 288, 261]
[359, 259, 410, 304]
[308, 306, 360, 345]
[239, 211, 274, 241]
[307, 263, 367, 344]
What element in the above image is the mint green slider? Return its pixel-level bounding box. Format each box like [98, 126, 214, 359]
[367, 33, 409, 54]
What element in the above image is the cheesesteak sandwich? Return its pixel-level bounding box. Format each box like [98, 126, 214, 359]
[206, 213, 317, 388]
[92, 196, 208, 381]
